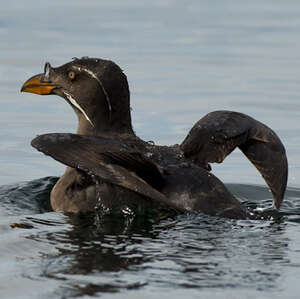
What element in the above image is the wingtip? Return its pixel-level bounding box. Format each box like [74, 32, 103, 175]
[270, 154, 288, 211]
[31, 134, 44, 150]
[31, 133, 60, 152]
[31, 135, 39, 149]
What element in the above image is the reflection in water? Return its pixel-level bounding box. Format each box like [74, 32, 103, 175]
[30, 212, 158, 297]
[32, 213, 289, 297]
[0, 177, 298, 298]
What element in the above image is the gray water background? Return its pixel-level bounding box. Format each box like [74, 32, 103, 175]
[0, 1, 300, 298]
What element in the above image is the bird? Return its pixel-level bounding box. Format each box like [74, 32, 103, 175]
[21, 57, 288, 219]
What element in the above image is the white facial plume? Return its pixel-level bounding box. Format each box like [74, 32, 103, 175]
[63, 91, 94, 127]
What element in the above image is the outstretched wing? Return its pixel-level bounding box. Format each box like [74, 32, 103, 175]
[181, 110, 288, 210]
[31, 133, 181, 211]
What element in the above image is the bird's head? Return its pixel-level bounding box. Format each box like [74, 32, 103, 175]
[21, 57, 133, 135]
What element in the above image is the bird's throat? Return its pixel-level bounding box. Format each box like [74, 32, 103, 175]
[76, 111, 134, 137]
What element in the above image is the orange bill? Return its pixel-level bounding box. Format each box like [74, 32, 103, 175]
[21, 74, 57, 95]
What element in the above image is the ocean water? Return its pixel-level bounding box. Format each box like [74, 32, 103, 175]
[0, 1, 300, 298]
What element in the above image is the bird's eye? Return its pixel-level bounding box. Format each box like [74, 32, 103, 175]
[68, 71, 76, 80]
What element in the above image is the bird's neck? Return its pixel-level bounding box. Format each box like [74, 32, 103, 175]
[76, 111, 134, 137]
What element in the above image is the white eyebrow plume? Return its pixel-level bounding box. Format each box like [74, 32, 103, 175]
[72, 66, 112, 120]
[63, 91, 94, 127]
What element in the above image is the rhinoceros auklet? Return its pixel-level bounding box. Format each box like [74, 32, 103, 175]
[21, 57, 288, 219]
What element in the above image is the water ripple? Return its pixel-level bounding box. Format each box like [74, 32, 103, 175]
[0, 177, 299, 298]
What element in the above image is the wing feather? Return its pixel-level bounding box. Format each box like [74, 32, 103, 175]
[181, 110, 288, 209]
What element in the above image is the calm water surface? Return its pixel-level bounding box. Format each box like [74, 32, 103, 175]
[1, 1, 300, 298]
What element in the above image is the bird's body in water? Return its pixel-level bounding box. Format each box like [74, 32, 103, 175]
[21, 57, 288, 219]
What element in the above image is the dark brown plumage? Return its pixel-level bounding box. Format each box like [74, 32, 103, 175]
[21, 57, 288, 218]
